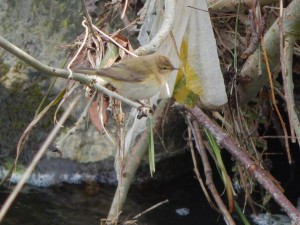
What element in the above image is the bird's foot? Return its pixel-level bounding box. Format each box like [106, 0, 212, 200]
[137, 105, 154, 119]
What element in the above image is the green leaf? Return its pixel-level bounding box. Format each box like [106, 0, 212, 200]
[148, 117, 155, 177]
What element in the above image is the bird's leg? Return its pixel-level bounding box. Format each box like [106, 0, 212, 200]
[136, 100, 154, 119]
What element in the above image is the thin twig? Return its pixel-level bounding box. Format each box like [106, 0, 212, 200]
[121, 0, 129, 19]
[98, 94, 116, 144]
[92, 25, 137, 57]
[67, 20, 89, 78]
[80, 0, 97, 39]
[133, 199, 169, 219]
[54, 82, 79, 125]
[111, 18, 140, 38]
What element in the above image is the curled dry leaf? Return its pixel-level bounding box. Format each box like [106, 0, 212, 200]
[88, 94, 109, 133]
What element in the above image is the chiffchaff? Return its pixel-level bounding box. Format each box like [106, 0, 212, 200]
[75, 54, 177, 100]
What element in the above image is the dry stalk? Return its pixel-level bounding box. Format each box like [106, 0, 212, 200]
[260, 39, 291, 164]
[189, 118, 236, 225]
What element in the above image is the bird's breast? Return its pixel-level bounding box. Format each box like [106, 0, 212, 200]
[108, 78, 163, 101]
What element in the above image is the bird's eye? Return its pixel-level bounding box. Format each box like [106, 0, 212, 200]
[162, 67, 167, 71]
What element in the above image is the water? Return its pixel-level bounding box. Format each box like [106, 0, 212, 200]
[0, 175, 227, 225]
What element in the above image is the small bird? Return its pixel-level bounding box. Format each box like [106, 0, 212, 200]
[75, 54, 177, 101]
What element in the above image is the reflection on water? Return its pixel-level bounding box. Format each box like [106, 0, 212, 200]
[0, 175, 227, 225]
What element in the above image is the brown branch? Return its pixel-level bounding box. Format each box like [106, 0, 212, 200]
[179, 105, 300, 224]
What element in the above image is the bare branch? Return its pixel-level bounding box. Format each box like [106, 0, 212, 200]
[0, 35, 140, 109]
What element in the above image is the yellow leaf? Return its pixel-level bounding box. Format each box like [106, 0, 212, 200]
[173, 35, 203, 107]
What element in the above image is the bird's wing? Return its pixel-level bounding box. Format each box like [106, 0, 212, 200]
[96, 62, 145, 82]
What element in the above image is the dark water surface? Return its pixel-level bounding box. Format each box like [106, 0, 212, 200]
[0, 175, 226, 225]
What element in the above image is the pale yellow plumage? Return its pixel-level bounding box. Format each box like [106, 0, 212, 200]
[75, 54, 176, 100]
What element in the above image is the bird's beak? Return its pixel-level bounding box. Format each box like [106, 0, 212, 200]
[170, 65, 179, 70]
